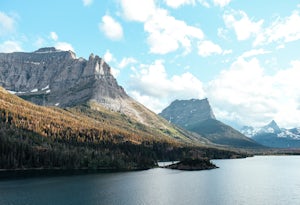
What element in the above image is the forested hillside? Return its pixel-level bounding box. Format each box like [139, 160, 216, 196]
[0, 87, 247, 170]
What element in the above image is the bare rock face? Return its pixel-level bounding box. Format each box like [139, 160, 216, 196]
[0, 47, 128, 108]
[159, 98, 216, 128]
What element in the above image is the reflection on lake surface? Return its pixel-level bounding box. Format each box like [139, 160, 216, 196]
[0, 156, 300, 205]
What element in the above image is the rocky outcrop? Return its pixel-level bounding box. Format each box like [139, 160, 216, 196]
[0, 47, 128, 109]
[159, 98, 216, 129]
[164, 158, 218, 171]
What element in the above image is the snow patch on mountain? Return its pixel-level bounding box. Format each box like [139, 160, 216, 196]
[241, 120, 300, 140]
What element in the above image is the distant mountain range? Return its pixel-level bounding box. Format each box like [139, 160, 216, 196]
[159, 99, 262, 149]
[241, 120, 300, 148]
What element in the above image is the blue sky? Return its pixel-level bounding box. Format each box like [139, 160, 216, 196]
[1, 0, 300, 128]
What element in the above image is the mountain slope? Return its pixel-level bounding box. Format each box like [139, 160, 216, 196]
[160, 99, 262, 148]
[0, 48, 198, 133]
[241, 120, 300, 148]
[0, 48, 252, 170]
[0, 87, 246, 169]
[0, 48, 215, 147]
[187, 119, 261, 148]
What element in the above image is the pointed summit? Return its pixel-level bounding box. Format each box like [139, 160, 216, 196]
[262, 120, 281, 134]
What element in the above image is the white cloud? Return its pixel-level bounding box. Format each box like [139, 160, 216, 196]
[82, 0, 93, 6]
[50, 31, 58, 41]
[144, 9, 204, 54]
[213, 0, 231, 7]
[197, 40, 223, 57]
[207, 57, 300, 128]
[240, 48, 271, 59]
[0, 41, 22, 52]
[128, 60, 206, 112]
[99, 15, 123, 41]
[164, 0, 196, 8]
[254, 10, 300, 46]
[198, 0, 210, 8]
[118, 57, 137, 68]
[120, 0, 156, 22]
[55, 42, 74, 52]
[119, 1, 204, 54]
[223, 10, 264, 41]
[0, 12, 16, 36]
[103, 49, 114, 63]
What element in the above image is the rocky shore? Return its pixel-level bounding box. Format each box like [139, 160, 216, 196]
[164, 158, 218, 171]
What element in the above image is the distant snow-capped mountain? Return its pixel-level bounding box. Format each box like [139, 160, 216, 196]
[241, 120, 300, 148]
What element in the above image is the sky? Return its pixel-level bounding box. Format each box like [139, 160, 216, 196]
[1, 0, 300, 129]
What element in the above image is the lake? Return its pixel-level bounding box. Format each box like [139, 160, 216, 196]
[1, 156, 300, 205]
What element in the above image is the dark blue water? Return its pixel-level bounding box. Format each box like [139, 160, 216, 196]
[1, 156, 300, 205]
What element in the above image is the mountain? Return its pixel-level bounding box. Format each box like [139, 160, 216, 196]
[0, 85, 247, 170]
[0, 48, 194, 132]
[0, 48, 249, 170]
[160, 99, 262, 148]
[159, 98, 216, 128]
[0, 47, 142, 123]
[241, 120, 300, 148]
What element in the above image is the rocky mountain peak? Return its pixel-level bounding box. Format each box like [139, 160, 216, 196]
[0, 48, 127, 108]
[0, 48, 169, 128]
[34, 47, 60, 53]
[159, 98, 216, 128]
[262, 120, 281, 134]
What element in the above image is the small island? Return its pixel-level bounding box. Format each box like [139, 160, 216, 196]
[164, 158, 218, 171]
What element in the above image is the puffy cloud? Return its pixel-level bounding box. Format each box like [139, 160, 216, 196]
[119, 1, 204, 54]
[99, 15, 123, 41]
[213, 0, 231, 7]
[118, 57, 137, 69]
[55, 42, 74, 52]
[0, 12, 16, 36]
[50, 31, 58, 41]
[103, 49, 114, 63]
[254, 10, 300, 46]
[207, 57, 300, 128]
[164, 0, 196, 8]
[144, 9, 204, 54]
[128, 60, 206, 112]
[82, 0, 93, 6]
[120, 0, 156, 22]
[0, 41, 22, 52]
[197, 40, 223, 57]
[223, 10, 263, 41]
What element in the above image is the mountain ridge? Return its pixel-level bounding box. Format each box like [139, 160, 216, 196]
[0, 48, 216, 146]
[0, 85, 249, 170]
[160, 99, 262, 148]
[0, 48, 170, 129]
[241, 120, 300, 148]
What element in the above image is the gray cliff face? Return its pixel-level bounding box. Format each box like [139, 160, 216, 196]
[0, 47, 128, 107]
[159, 98, 216, 128]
